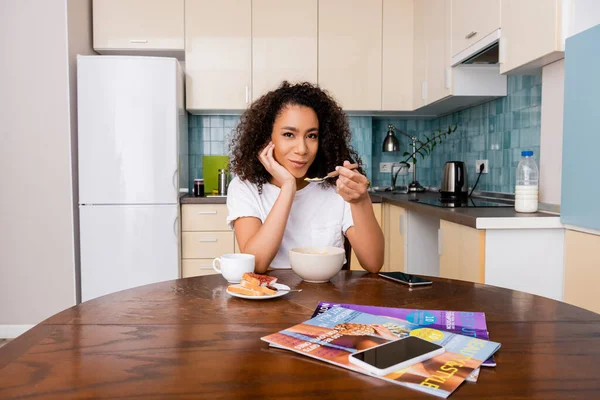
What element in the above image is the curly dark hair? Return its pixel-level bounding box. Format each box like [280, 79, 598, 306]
[229, 81, 363, 193]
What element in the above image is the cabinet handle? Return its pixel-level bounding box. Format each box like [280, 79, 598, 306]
[129, 39, 148, 43]
[197, 211, 217, 215]
[199, 238, 218, 242]
[198, 266, 213, 270]
[245, 86, 249, 103]
[465, 31, 477, 39]
[438, 229, 443, 256]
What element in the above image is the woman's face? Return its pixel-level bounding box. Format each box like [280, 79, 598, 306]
[271, 104, 319, 180]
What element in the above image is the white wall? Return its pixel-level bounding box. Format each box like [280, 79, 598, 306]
[539, 59, 565, 205]
[67, 0, 96, 303]
[563, 0, 600, 39]
[0, 0, 94, 336]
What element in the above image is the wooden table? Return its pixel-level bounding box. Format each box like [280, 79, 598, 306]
[1, 271, 599, 399]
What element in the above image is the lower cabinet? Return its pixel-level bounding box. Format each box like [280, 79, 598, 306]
[380, 203, 406, 272]
[181, 204, 234, 278]
[182, 259, 218, 277]
[564, 229, 600, 314]
[350, 203, 384, 271]
[438, 220, 485, 284]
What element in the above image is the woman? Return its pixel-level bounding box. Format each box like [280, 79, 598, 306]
[226, 81, 384, 273]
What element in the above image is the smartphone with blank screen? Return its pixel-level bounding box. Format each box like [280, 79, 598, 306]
[378, 272, 433, 286]
[348, 336, 444, 376]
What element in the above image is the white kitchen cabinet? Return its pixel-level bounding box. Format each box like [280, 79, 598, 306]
[181, 204, 234, 278]
[93, 0, 184, 57]
[318, 0, 383, 111]
[382, 0, 414, 111]
[252, 0, 318, 101]
[500, 0, 564, 74]
[185, 0, 252, 110]
[439, 220, 485, 283]
[451, 0, 501, 58]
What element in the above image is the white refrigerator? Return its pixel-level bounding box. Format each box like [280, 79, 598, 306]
[77, 56, 188, 302]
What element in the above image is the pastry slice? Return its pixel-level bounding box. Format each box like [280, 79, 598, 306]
[240, 279, 277, 296]
[227, 284, 263, 296]
[242, 273, 278, 287]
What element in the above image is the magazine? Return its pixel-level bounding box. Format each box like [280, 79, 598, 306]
[311, 302, 496, 368]
[262, 306, 501, 398]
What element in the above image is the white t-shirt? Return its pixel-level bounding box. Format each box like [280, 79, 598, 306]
[226, 177, 354, 269]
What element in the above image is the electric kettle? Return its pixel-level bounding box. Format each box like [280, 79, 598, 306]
[441, 161, 468, 199]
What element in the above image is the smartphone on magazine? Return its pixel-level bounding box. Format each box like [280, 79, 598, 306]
[378, 272, 433, 286]
[348, 336, 445, 376]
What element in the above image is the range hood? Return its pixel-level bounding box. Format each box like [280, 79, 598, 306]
[416, 63, 506, 116]
[452, 29, 501, 66]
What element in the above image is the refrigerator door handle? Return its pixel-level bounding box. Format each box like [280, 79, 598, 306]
[172, 170, 178, 191]
[173, 216, 178, 238]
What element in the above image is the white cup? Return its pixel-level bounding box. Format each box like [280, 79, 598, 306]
[212, 253, 255, 283]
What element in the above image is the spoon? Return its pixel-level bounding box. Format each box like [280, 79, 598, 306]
[276, 288, 303, 293]
[304, 163, 359, 183]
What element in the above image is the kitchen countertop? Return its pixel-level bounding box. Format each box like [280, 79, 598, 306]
[375, 191, 561, 230]
[181, 194, 227, 204]
[180, 192, 562, 230]
[181, 193, 383, 205]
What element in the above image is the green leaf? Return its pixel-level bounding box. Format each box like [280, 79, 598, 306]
[402, 151, 410, 157]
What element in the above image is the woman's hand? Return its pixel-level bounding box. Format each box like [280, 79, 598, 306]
[335, 160, 369, 203]
[258, 141, 296, 189]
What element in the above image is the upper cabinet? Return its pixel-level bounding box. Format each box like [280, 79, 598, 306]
[425, 0, 451, 105]
[185, 0, 252, 110]
[413, 0, 451, 106]
[499, 0, 563, 74]
[252, 0, 318, 101]
[451, 0, 500, 58]
[318, 0, 383, 111]
[93, 0, 184, 58]
[382, 0, 414, 111]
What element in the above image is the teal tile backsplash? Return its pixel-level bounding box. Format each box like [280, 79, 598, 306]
[188, 75, 541, 194]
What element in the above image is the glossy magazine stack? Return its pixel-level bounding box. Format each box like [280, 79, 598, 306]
[261, 303, 501, 398]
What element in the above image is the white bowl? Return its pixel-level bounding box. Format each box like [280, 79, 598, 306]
[289, 246, 345, 283]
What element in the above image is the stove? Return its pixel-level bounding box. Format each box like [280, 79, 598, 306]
[411, 198, 513, 208]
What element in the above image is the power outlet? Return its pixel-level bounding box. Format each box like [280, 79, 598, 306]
[380, 162, 394, 173]
[476, 160, 489, 174]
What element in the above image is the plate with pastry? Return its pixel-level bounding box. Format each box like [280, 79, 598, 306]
[227, 272, 291, 300]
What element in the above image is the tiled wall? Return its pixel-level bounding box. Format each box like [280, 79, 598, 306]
[188, 115, 239, 190]
[187, 115, 375, 186]
[188, 75, 542, 194]
[372, 75, 542, 193]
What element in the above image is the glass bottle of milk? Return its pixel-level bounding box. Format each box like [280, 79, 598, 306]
[515, 150, 539, 213]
